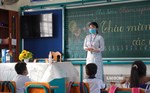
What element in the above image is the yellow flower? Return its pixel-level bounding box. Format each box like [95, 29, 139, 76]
[19, 50, 33, 61]
[19, 54, 24, 61]
[22, 50, 27, 54]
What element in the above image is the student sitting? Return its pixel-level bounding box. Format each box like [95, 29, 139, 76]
[120, 60, 150, 89]
[13, 62, 31, 93]
[83, 63, 106, 93]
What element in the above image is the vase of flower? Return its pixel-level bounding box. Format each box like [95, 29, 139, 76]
[24, 58, 29, 63]
[19, 50, 33, 62]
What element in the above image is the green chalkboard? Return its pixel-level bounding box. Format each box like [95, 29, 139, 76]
[64, 1, 150, 60]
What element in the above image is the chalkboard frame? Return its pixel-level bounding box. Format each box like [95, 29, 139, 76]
[64, 0, 150, 61]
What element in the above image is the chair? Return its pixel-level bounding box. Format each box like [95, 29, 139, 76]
[117, 88, 145, 93]
[0, 81, 16, 93]
[25, 82, 51, 93]
[108, 87, 145, 93]
[51, 51, 62, 62]
[66, 82, 90, 93]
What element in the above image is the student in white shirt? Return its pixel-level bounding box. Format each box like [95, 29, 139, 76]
[83, 63, 106, 93]
[13, 62, 31, 93]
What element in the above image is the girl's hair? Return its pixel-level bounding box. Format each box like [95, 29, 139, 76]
[130, 60, 146, 88]
[88, 22, 99, 34]
[88, 22, 98, 28]
[85, 63, 97, 76]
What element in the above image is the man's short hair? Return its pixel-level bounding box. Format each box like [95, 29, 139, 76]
[86, 63, 97, 76]
[15, 62, 27, 74]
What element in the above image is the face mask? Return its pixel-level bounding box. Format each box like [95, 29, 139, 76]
[89, 29, 96, 34]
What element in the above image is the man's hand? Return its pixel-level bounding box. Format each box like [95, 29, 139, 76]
[86, 48, 94, 51]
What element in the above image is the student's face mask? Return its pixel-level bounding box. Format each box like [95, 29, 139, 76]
[89, 29, 96, 34]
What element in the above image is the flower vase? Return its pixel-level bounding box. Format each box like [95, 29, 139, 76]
[24, 58, 29, 63]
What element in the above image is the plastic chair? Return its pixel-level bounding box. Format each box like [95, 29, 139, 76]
[25, 82, 51, 93]
[108, 87, 145, 93]
[66, 82, 90, 93]
[51, 51, 62, 62]
[0, 81, 16, 93]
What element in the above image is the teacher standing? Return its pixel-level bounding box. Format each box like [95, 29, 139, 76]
[83, 22, 105, 80]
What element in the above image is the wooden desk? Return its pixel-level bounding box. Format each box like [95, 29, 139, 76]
[0, 62, 79, 82]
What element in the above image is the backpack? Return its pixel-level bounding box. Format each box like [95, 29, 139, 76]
[109, 85, 140, 93]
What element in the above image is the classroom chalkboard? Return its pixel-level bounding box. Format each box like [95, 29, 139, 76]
[64, 1, 150, 60]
